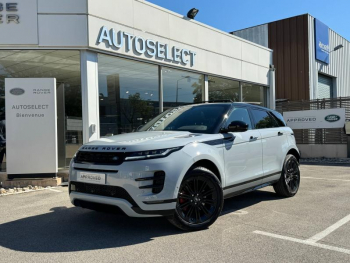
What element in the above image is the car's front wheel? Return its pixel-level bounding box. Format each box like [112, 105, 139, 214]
[168, 166, 223, 231]
[273, 154, 300, 197]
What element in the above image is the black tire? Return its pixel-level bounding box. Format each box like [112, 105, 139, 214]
[273, 154, 300, 197]
[168, 166, 224, 231]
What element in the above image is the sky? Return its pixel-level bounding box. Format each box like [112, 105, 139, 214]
[146, 0, 350, 40]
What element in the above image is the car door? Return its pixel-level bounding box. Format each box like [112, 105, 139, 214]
[223, 107, 263, 193]
[250, 108, 289, 181]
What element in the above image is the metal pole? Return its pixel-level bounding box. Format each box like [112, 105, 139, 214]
[158, 66, 163, 113]
[239, 81, 243, 102]
[204, 75, 209, 102]
[176, 80, 179, 106]
[176, 76, 189, 106]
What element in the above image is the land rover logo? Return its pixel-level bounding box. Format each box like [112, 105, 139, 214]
[10, 88, 25, 96]
[325, 114, 340, 122]
[112, 156, 119, 161]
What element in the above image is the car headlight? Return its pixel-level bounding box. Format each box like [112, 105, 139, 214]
[124, 147, 182, 161]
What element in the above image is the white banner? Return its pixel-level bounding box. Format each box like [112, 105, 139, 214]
[283, 108, 346, 129]
[5, 78, 57, 175]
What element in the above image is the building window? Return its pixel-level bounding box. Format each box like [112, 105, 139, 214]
[163, 67, 204, 110]
[208, 76, 240, 102]
[0, 50, 82, 169]
[98, 54, 159, 136]
[242, 83, 266, 106]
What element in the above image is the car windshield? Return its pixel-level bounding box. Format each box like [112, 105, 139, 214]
[139, 104, 231, 134]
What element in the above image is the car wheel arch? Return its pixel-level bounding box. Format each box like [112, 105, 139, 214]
[172, 158, 223, 199]
[287, 148, 300, 162]
[189, 159, 222, 182]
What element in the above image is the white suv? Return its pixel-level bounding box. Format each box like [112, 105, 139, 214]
[69, 103, 300, 231]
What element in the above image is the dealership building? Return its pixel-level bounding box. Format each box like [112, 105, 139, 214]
[0, 0, 274, 175]
[232, 13, 350, 101]
[232, 14, 350, 158]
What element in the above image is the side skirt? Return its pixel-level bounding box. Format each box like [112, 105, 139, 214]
[224, 180, 279, 199]
[223, 171, 281, 190]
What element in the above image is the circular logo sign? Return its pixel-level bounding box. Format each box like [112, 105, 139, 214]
[325, 114, 340, 122]
[10, 88, 25, 96]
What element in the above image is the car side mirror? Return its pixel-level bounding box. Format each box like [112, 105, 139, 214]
[224, 121, 248, 133]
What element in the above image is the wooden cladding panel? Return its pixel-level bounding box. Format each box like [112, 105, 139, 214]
[268, 14, 310, 100]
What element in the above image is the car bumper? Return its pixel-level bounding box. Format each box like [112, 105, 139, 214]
[69, 151, 189, 217]
[69, 191, 174, 217]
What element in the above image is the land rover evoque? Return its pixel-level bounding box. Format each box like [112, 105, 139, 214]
[69, 102, 301, 231]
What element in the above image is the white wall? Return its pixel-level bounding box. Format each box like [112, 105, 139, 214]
[0, 0, 38, 45]
[0, 0, 89, 48]
[37, 0, 88, 48]
[38, 15, 88, 47]
[38, 0, 87, 13]
[1, 0, 271, 85]
[298, 144, 347, 158]
[87, 0, 272, 85]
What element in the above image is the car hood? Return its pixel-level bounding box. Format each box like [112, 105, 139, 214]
[79, 131, 220, 152]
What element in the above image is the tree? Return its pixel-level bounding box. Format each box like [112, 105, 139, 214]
[120, 93, 153, 132]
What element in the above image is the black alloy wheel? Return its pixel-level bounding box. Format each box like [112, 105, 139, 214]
[273, 154, 300, 197]
[168, 167, 223, 231]
[284, 156, 300, 194]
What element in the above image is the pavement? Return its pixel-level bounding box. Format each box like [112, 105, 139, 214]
[0, 164, 350, 263]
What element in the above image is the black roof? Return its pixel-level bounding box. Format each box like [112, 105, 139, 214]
[189, 101, 274, 112]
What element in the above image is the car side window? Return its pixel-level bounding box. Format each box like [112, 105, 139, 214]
[251, 109, 279, 129]
[270, 111, 286, 127]
[225, 108, 252, 130]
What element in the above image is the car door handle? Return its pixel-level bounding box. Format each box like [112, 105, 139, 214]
[250, 136, 258, 141]
[224, 136, 234, 142]
[278, 132, 284, 136]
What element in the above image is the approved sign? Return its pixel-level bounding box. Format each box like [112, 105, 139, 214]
[283, 108, 346, 129]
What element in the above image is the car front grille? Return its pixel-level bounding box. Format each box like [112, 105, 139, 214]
[70, 181, 137, 206]
[74, 151, 125, 165]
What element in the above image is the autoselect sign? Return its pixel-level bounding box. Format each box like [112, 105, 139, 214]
[97, 26, 197, 67]
[5, 78, 57, 176]
[283, 108, 345, 129]
[315, 19, 330, 64]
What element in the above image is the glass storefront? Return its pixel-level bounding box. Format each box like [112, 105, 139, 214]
[208, 76, 240, 102]
[163, 68, 204, 109]
[0, 50, 82, 170]
[0, 50, 269, 172]
[98, 53, 267, 137]
[98, 54, 159, 136]
[98, 54, 205, 136]
[242, 83, 266, 106]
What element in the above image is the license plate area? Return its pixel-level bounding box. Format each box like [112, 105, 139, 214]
[77, 172, 106, 185]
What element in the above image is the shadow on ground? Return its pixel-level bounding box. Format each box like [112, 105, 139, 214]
[0, 189, 282, 253]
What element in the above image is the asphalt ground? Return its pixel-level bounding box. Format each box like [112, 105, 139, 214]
[0, 164, 350, 263]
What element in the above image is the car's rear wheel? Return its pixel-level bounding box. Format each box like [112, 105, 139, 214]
[273, 154, 300, 197]
[168, 167, 223, 231]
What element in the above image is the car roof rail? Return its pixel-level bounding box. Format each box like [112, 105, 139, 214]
[195, 99, 233, 104]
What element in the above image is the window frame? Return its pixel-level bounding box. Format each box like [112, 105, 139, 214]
[269, 111, 286, 127]
[222, 106, 253, 131]
[249, 107, 280, 130]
